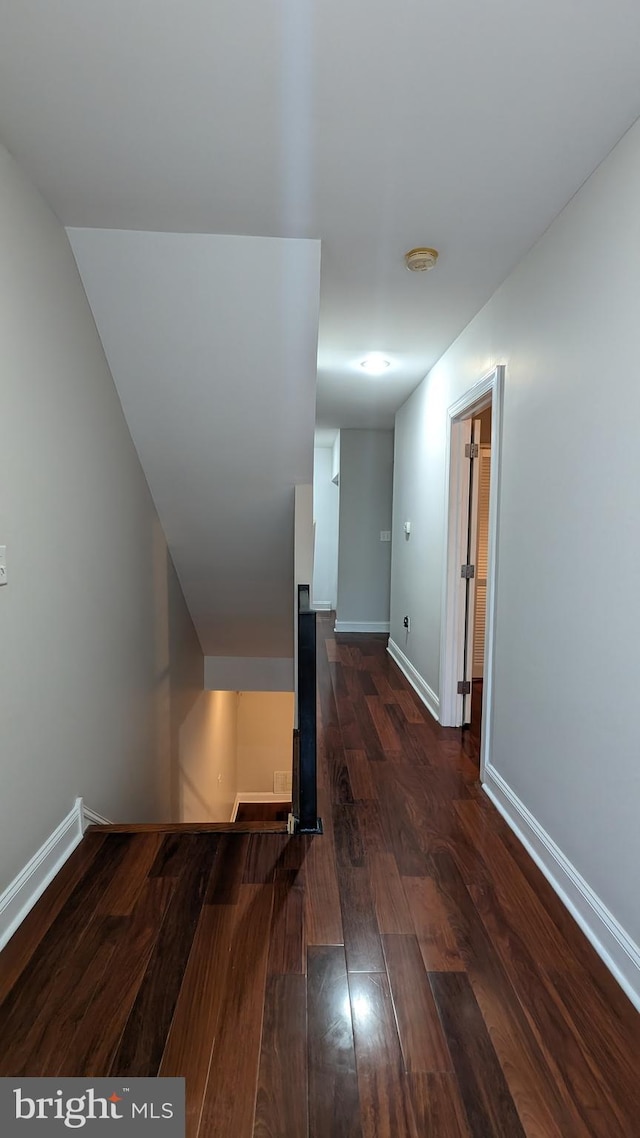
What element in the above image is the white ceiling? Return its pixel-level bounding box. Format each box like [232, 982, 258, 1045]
[68, 229, 321, 657]
[1, 1, 640, 428]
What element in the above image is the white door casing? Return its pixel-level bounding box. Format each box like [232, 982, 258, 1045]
[461, 417, 482, 724]
[439, 365, 504, 782]
[473, 444, 492, 678]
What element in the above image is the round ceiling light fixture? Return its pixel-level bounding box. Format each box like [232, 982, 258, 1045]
[405, 247, 439, 272]
[359, 352, 391, 375]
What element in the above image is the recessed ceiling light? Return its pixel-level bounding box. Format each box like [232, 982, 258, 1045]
[360, 353, 391, 375]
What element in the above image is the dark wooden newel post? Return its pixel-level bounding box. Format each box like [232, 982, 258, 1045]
[295, 584, 322, 834]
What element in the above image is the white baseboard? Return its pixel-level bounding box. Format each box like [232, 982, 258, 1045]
[230, 792, 292, 822]
[387, 639, 440, 722]
[483, 765, 640, 1012]
[82, 803, 112, 828]
[0, 797, 112, 952]
[334, 621, 390, 633]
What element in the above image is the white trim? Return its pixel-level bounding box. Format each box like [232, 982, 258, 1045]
[334, 621, 390, 633]
[0, 798, 113, 951]
[387, 639, 440, 722]
[231, 792, 292, 822]
[440, 416, 472, 728]
[483, 765, 640, 1012]
[312, 602, 333, 611]
[81, 802, 112, 829]
[447, 373, 494, 421]
[0, 799, 83, 951]
[440, 365, 504, 785]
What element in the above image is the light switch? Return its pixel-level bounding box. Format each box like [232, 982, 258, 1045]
[0, 546, 6, 586]
[380, 531, 391, 542]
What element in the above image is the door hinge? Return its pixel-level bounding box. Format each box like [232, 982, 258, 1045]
[460, 563, 475, 579]
[457, 680, 471, 695]
[465, 442, 479, 458]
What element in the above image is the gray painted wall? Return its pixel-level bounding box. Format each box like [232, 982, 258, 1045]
[391, 114, 640, 956]
[0, 142, 203, 895]
[336, 430, 394, 628]
[68, 228, 321, 659]
[312, 446, 339, 609]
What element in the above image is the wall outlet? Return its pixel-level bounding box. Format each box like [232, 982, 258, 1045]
[380, 530, 391, 542]
[403, 615, 410, 631]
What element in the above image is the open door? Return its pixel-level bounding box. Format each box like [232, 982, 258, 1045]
[472, 443, 492, 679]
[460, 418, 482, 725]
[440, 364, 502, 777]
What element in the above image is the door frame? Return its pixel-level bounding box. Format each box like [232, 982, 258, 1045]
[439, 365, 504, 780]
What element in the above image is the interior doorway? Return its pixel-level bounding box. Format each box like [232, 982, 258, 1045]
[465, 405, 492, 758]
[439, 366, 503, 780]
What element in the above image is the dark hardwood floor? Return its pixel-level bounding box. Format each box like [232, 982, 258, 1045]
[468, 678, 483, 752]
[0, 613, 638, 1136]
[235, 801, 292, 823]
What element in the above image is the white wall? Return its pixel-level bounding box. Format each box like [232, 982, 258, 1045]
[236, 692, 295, 795]
[336, 430, 394, 630]
[0, 141, 204, 895]
[179, 689, 295, 815]
[204, 655, 293, 691]
[179, 690, 239, 822]
[312, 447, 339, 609]
[391, 116, 640, 989]
[294, 483, 314, 590]
[68, 229, 321, 659]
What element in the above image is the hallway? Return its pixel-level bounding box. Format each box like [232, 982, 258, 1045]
[0, 614, 637, 1136]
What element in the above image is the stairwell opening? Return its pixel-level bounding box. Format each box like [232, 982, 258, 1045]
[178, 690, 295, 824]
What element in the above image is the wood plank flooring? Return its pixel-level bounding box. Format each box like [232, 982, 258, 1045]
[236, 801, 292, 823]
[0, 613, 638, 1136]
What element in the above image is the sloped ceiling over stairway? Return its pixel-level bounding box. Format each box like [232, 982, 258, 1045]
[3, 0, 640, 661]
[2, 2, 640, 431]
[69, 229, 321, 657]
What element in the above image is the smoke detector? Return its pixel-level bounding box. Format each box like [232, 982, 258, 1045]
[404, 247, 439, 273]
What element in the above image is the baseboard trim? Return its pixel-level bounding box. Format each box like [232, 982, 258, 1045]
[82, 804, 112, 828]
[231, 792, 292, 822]
[334, 621, 390, 633]
[387, 639, 440, 723]
[483, 765, 640, 1012]
[0, 798, 112, 952]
